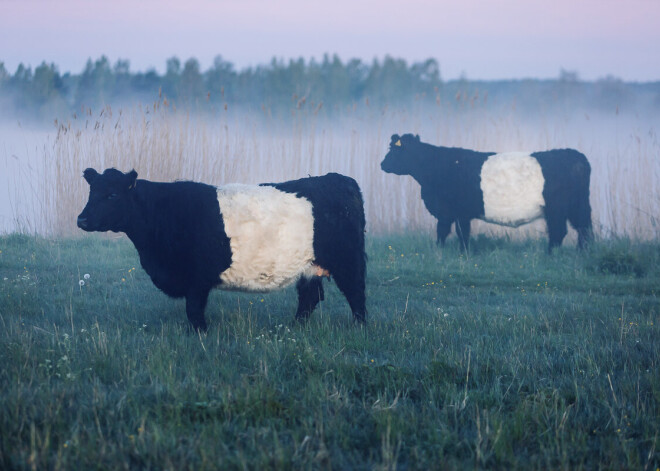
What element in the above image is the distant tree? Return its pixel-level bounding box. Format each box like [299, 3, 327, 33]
[113, 59, 132, 99]
[0, 62, 9, 112]
[234, 65, 261, 105]
[31, 62, 63, 105]
[162, 56, 181, 99]
[595, 75, 629, 111]
[205, 55, 235, 104]
[411, 58, 441, 87]
[8, 63, 33, 110]
[131, 69, 161, 99]
[364, 56, 413, 103]
[262, 57, 308, 106]
[11, 63, 32, 86]
[179, 57, 204, 103]
[30, 62, 68, 116]
[553, 68, 583, 110]
[559, 68, 579, 83]
[318, 54, 351, 103]
[75, 56, 115, 108]
[0, 62, 8, 84]
[345, 58, 368, 100]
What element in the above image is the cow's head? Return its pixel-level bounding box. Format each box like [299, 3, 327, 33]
[380, 133, 421, 175]
[77, 168, 138, 233]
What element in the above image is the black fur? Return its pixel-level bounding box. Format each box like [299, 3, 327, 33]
[532, 150, 593, 251]
[381, 134, 593, 252]
[265, 173, 367, 323]
[77, 168, 367, 330]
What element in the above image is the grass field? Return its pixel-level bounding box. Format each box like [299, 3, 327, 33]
[1, 233, 658, 470]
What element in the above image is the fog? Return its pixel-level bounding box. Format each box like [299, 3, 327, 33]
[1, 98, 658, 242]
[0, 123, 54, 234]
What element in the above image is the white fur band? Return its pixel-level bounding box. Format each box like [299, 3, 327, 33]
[480, 152, 545, 227]
[216, 184, 317, 291]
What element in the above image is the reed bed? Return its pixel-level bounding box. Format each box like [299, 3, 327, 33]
[6, 99, 660, 241]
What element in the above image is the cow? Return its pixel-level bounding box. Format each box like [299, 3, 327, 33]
[380, 134, 592, 252]
[77, 168, 366, 331]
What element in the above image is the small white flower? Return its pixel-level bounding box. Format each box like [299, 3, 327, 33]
[79, 280, 85, 287]
[83, 273, 90, 280]
[443, 313, 449, 318]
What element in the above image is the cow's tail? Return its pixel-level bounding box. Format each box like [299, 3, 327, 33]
[568, 153, 593, 249]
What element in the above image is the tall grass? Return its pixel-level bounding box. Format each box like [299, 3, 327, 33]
[5, 97, 660, 240]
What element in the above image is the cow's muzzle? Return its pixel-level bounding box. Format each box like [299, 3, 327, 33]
[77, 216, 89, 229]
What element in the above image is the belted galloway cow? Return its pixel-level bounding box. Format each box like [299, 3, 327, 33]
[77, 168, 366, 331]
[381, 134, 592, 252]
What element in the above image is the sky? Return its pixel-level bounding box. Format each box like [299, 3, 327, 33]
[1, 0, 659, 82]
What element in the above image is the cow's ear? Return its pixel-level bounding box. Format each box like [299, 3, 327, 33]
[391, 134, 402, 147]
[83, 168, 99, 184]
[127, 169, 138, 190]
[415, 134, 420, 142]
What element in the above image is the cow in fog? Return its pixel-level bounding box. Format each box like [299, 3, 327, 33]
[380, 134, 592, 252]
[77, 168, 366, 331]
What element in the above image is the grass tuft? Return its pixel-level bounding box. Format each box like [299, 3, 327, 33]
[588, 240, 655, 277]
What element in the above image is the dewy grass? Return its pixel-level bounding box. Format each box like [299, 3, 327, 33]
[0, 234, 658, 469]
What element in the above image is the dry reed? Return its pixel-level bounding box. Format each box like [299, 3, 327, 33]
[5, 99, 659, 241]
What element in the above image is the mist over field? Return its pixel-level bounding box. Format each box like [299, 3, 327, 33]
[1, 51, 659, 469]
[3, 0, 660, 464]
[1, 78, 658, 243]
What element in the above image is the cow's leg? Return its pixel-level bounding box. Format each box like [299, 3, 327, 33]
[436, 218, 452, 246]
[185, 288, 210, 332]
[295, 276, 325, 321]
[332, 264, 367, 324]
[568, 193, 593, 250]
[575, 225, 593, 250]
[545, 211, 568, 253]
[455, 217, 472, 252]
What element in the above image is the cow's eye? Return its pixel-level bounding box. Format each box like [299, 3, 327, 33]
[108, 193, 118, 200]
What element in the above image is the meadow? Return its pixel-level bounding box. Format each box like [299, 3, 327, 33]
[0, 233, 658, 469]
[1, 98, 659, 469]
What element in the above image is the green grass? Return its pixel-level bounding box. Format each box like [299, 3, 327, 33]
[1, 233, 659, 470]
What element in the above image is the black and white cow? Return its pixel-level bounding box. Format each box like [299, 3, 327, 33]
[77, 168, 367, 331]
[381, 134, 592, 252]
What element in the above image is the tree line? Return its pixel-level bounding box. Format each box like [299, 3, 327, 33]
[0, 54, 441, 118]
[0, 54, 658, 121]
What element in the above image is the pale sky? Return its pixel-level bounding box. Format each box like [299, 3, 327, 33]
[1, 0, 659, 81]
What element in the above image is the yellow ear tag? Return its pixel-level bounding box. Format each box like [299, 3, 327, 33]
[395, 139, 402, 146]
